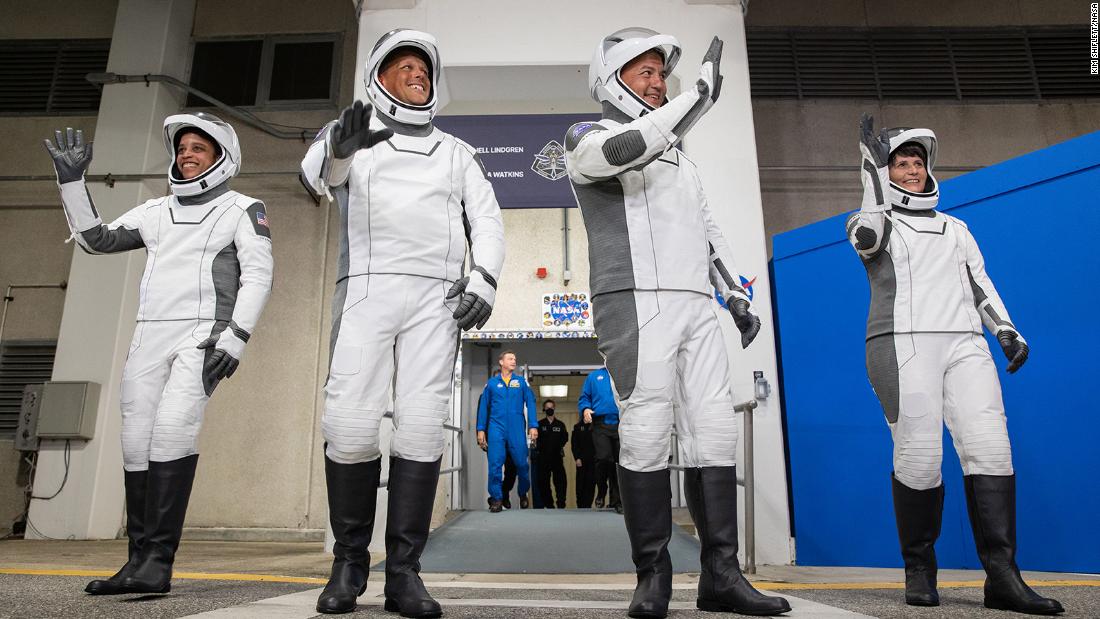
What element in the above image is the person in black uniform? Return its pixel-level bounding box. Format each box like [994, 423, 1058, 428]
[571, 414, 596, 508]
[535, 399, 569, 508]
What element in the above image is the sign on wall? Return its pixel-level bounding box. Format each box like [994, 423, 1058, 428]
[434, 114, 600, 209]
[542, 291, 591, 330]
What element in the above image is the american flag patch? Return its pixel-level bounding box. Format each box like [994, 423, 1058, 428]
[256, 211, 269, 227]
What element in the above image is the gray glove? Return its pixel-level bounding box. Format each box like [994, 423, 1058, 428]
[330, 100, 393, 159]
[446, 268, 497, 331]
[696, 36, 724, 104]
[728, 298, 761, 349]
[997, 330, 1029, 374]
[43, 127, 93, 184]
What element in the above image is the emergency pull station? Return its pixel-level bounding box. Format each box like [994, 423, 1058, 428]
[35, 381, 100, 441]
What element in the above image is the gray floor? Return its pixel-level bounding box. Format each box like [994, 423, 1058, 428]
[377, 509, 701, 574]
[0, 574, 316, 619]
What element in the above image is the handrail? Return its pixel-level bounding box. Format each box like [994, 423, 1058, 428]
[380, 465, 463, 489]
[669, 398, 758, 573]
[381, 411, 462, 434]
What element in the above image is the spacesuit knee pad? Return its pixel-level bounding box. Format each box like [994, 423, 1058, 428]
[119, 401, 154, 472]
[391, 396, 450, 462]
[321, 405, 384, 464]
[149, 401, 205, 463]
[619, 402, 673, 472]
[957, 418, 1013, 476]
[893, 432, 943, 490]
[687, 401, 740, 467]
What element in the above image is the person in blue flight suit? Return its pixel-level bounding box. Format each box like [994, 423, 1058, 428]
[578, 366, 622, 513]
[477, 349, 539, 513]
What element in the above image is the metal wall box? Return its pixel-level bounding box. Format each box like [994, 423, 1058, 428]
[35, 381, 100, 440]
[14, 384, 44, 451]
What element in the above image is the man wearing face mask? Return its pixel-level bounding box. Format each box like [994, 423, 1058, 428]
[848, 115, 1062, 615]
[43, 115, 273, 596]
[301, 29, 505, 617]
[565, 28, 789, 618]
[535, 399, 568, 509]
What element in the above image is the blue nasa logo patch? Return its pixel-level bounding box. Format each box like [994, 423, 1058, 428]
[572, 123, 593, 139]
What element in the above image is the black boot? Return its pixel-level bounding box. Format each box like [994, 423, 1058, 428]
[86, 470, 147, 595]
[617, 466, 673, 619]
[684, 467, 791, 616]
[891, 474, 944, 606]
[317, 455, 381, 614]
[120, 455, 198, 594]
[964, 474, 1064, 615]
[383, 457, 442, 618]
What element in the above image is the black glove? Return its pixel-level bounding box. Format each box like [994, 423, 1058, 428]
[43, 127, 94, 184]
[696, 36, 724, 104]
[859, 113, 891, 169]
[330, 100, 393, 159]
[997, 330, 1029, 374]
[446, 269, 496, 331]
[197, 333, 243, 387]
[728, 298, 761, 349]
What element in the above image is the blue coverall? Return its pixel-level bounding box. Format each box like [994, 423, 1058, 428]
[578, 367, 619, 425]
[477, 372, 537, 502]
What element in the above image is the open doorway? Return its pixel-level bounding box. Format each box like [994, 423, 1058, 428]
[457, 337, 603, 511]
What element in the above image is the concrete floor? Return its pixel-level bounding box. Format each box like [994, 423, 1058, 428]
[0, 539, 1097, 618]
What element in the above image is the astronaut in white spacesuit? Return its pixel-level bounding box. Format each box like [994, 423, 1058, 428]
[300, 29, 504, 616]
[43, 114, 273, 596]
[848, 114, 1062, 615]
[564, 28, 789, 618]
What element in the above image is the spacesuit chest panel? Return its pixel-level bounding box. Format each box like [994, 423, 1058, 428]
[628, 149, 711, 293]
[888, 210, 976, 333]
[344, 131, 465, 280]
[137, 193, 239, 321]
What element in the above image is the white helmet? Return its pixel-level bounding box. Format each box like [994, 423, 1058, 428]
[589, 27, 681, 120]
[885, 127, 939, 210]
[163, 112, 241, 197]
[365, 29, 449, 126]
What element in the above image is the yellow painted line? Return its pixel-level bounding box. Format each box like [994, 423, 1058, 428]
[0, 568, 326, 585]
[0, 569, 1096, 590]
[756, 580, 1100, 591]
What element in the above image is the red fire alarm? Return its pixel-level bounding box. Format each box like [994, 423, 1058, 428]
[536, 267, 548, 279]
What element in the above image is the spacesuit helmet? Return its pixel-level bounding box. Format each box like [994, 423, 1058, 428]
[365, 29, 449, 126]
[589, 27, 681, 120]
[885, 127, 939, 210]
[163, 112, 241, 197]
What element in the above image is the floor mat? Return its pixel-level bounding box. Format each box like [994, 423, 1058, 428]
[374, 509, 701, 574]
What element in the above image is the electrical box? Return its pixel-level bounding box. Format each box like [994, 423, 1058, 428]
[14, 384, 44, 451]
[35, 381, 100, 441]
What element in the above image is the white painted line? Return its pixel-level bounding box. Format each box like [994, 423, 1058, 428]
[180, 584, 872, 618]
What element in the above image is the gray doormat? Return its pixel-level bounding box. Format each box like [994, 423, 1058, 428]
[375, 509, 701, 574]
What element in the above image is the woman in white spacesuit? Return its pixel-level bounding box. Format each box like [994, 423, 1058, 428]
[300, 29, 505, 617]
[43, 114, 273, 596]
[848, 114, 1062, 615]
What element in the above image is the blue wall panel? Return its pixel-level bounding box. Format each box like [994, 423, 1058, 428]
[772, 131, 1100, 572]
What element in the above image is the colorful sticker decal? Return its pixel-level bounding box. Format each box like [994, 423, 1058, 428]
[542, 291, 590, 330]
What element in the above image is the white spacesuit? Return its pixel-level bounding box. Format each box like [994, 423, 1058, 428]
[565, 28, 788, 618]
[300, 29, 504, 617]
[44, 114, 272, 596]
[849, 115, 1061, 614]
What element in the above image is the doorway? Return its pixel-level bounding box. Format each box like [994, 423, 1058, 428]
[457, 337, 603, 511]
